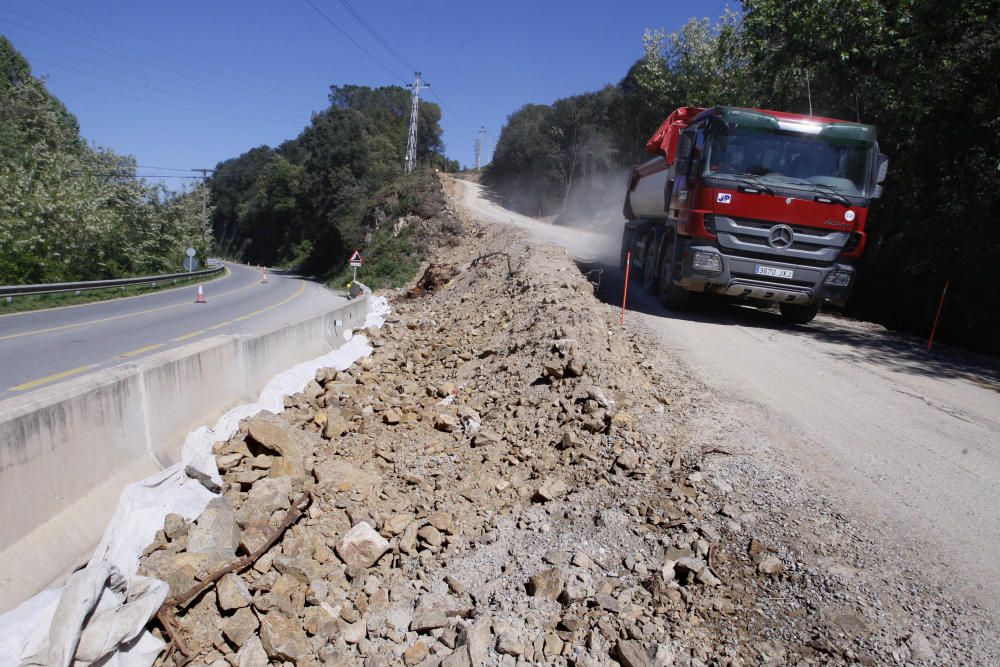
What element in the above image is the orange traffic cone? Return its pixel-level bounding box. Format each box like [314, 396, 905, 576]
[260, 267, 268, 284]
[195, 284, 207, 303]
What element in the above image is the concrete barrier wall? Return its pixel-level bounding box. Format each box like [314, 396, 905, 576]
[0, 294, 368, 611]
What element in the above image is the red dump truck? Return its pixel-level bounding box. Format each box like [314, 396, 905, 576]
[621, 106, 888, 323]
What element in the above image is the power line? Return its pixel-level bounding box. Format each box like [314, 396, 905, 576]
[0, 12, 318, 106]
[302, 0, 408, 84]
[137, 174, 205, 179]
[319, 1, 461, 123]
[334, 0, 416, 73]
[427, 88, 461, 123]
[28, 57, 304, 122]
[52, 80, 311, 125]
[136, 165, 204, 172]
[15, 40, 317, 111]
[35, 0, 318, 90]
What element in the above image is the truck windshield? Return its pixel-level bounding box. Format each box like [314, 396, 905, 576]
[705, 127, 874, 197]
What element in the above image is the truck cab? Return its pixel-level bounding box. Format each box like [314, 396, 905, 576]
[622, 106, 888, 324]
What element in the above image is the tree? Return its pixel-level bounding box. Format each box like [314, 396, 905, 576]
[208, 83, 448, 276]
[0, 37, 206, 283]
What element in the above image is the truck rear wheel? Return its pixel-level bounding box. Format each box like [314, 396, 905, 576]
[620, 229, 634, 270]
[641, 239, 658, 293]
[779, 302, 820, 324]
[657, 233, 689, 310]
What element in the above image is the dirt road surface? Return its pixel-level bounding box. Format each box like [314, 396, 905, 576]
[452, 177, 1000, 617]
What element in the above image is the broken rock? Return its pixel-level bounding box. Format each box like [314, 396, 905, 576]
[533, 477, 568, 502]
[616, 639, 653, 667]
[336, 521, 390, 569]
[527, 567, 564, 601]
[313, 459, 380, 496]
[237, 634, 268, 667]
[217, 572, 252, 610]
[187, 497, 240, 560]
[758, 555, 785, 575]
[259, 612, 310, 663]
[246, 412, 311, 478]
[221, 606, 259, 645]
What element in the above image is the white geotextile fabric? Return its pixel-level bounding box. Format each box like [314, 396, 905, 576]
[0, 294, 390, 667]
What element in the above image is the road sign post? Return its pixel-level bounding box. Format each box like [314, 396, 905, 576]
[348, 249, 363, 284]
[185, 247, 197, 273]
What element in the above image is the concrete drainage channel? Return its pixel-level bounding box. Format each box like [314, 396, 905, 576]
[0, 293, 370, 612]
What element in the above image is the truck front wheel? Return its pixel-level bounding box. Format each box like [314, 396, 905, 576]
[779, 302, 820, 324]
[657, 233, 689, 310]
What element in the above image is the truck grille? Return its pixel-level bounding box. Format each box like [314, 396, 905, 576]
[713, 216, 848, 264]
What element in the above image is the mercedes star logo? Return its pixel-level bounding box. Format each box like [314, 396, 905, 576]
[767, 224, 794, 249]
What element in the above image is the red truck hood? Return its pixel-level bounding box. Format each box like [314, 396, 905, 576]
[709, 186, 866, 232]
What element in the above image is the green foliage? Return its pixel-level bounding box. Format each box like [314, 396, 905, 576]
[0, 37, 209, 285]
[333, 226, 422, 291]
[209, 84, 449, 277]
[739, 0, 1000, 352]
[486, 3, 1000, 353]
[329, 168, 456, 290]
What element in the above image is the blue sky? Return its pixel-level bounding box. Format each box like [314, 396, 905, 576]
[1, 0, 733, 186]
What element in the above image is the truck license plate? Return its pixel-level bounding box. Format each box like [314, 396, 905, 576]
[755, 265, 794, 279]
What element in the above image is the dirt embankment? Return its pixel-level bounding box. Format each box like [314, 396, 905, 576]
[138, 176, 995, 666]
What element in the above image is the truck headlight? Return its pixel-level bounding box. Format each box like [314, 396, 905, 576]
[824, 270, 853, 287]
[692, 250, 723, 273]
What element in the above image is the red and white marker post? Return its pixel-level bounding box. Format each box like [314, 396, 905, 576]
[926, 280, 949, 353]
[621, 250, 632, 325]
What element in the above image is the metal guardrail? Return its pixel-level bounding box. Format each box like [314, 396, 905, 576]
[0, 260, 225, 298]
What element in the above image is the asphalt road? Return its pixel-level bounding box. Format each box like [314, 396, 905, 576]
[0, 262, 345, 401]
[453, 176, 1000, 611]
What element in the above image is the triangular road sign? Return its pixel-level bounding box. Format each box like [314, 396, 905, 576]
[348, 249, 363, 266]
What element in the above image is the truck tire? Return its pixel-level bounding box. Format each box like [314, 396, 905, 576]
[779, 302, 820, 324]
[619, 229, 634, 270]
[641, 238, 658, 293]
[657, 232, 689, 310]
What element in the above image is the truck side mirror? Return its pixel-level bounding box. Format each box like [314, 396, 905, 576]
[876, 153, 889, 184]
[872, 184, 883, 199]
[674, 131, 695, 176]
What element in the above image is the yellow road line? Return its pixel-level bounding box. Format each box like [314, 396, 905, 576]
[0, 267, 232, 320]
[6, 280, 308, 393]
[171, 330, 205, 342]
[119, 343, 164, 358]
[9, 365, 95, 391]
[0, 267, 261, 342]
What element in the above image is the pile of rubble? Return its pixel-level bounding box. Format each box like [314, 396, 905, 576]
[138, 182, 960, 666]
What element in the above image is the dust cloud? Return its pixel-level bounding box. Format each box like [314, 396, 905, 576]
[553, 170, 629, 263]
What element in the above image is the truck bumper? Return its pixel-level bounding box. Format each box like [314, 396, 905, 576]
[676, 244, 855, 306]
